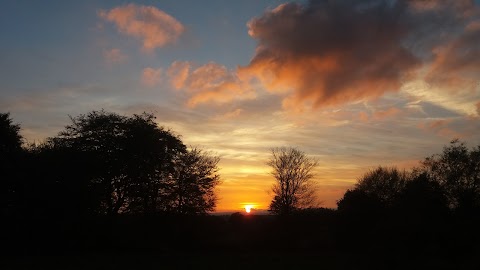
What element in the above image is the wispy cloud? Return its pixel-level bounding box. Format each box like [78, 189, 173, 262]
[99, 4, 184, 50]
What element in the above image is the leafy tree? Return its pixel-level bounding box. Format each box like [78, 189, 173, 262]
[267, 147, 319, 215]
[167, 148, 220, 214]
[421, 139, 480, 211]
[337, 189, 383, 215]
[354, 166, 409, 206]
[120, 113, 187, 214]
[50, 110, 187, 215]
[395, 172, 448, 217]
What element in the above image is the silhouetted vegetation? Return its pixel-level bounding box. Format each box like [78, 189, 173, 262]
[267, 147, 319, 215]
[1, 112, 480, 269]
[1, 110, 220, 217]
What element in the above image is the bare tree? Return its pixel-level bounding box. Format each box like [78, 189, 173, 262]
[267, 147, 319, 215]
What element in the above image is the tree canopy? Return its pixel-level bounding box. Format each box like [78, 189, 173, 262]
[421, 139, 480, 211]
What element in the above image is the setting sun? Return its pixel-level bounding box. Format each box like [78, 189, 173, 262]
[242, 203, 258, 214]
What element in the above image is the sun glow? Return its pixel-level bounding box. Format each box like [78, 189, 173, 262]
[244, 204, 254, 213]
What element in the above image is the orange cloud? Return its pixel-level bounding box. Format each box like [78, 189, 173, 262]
[466, 20, 480, 32]
[103, 48, 127, 64]
[426, 26, 480, 91]
[418, 119, 451, 131]
[99, 4, 184, 50]
[141, 67, 163, 87]
[373, 107, 402, 120]
[408, 0, 475, 15]
[213, 109, 244, 121]
[168, 61, 256, 107]
[240, 2, 420, 110]
[167, 61, 190, 89]
[476, 101, 480, 115]
[358, 111, 369, 123]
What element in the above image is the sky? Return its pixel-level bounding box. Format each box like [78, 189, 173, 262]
[1, 0, 480, 211]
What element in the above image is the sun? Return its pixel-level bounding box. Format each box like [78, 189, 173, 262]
[244, 205, 253, 213]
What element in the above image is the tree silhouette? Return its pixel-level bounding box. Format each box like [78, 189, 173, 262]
[167, 148, 220, 214]
[353, 166, 409, 206]
[395, 172, 448, 217]
[421, 139, 480, 211]
[0, 113, 23, 154]
[0, 113, 24, 214]
[32, 110, 223, 215]
[49, 110, 188, 215]
[267, 147, 319, 215]
[337, 189, 383, 215]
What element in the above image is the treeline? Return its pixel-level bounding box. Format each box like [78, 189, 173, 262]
[1, 111, 220, 217]
[2, 111, 480, 268]
[332, 141, 480, 266]
[338, 140, 480, 214]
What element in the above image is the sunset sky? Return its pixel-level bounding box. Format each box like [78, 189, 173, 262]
[1, 0, 480, 211]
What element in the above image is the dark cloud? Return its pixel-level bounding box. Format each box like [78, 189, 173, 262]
[240, 0, 480, 109]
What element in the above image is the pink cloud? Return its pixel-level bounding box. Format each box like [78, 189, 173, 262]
[168, 61, 256, 107]
[141, 67, 163, 87]
[99, 4, 184, 50]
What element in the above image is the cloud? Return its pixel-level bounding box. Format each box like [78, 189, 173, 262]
[213, 109, 244, 121]
[373, 107, 402, 120]
[103, 48, 127, 64]
[167, 61, 190, 89]
[240, 1, 420, 110]
[236, 0, 480, 111]
[476, 101, 480, 115]
[99, 4, 184, 50]
[141, 67, 163, 87]
[425, 26, 480, 91]
[168, 61, 256, 107]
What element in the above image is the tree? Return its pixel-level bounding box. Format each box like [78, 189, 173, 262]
[395, 172, 448, 217]
[49, 110, 187, 215]
[0, 113, 24, 214]
[37, 110, 222, 216]
[421, 139, 480, 211]
[267, 147, 319, 215]
[167, 148, 220, 214]
[0, 113, 23, 154]
[337, 189, 384, 215]
[354, 166, 409, 206]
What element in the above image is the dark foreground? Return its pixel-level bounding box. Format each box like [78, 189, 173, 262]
[2, 210, 480, 269]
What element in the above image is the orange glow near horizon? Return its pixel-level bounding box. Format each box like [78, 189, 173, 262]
[241, 203, 258, 214]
